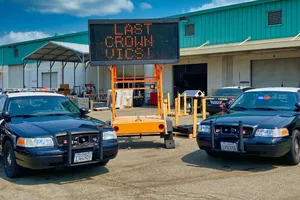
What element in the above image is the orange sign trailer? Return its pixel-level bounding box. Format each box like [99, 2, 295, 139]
[88, 18, 179, 148]
[108, 64, 175, 149]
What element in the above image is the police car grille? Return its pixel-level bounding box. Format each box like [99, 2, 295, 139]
[215, 125, 253, 137]
[56, 132, 99, 146]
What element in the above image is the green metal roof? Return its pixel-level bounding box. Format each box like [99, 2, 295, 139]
[0, 31, 88, 48]
[168, 0, 282, 18]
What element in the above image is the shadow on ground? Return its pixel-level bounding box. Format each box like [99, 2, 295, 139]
[117, 137, 165, 150]
[0, 156, 109, 185]
[181, 149, 288, 172]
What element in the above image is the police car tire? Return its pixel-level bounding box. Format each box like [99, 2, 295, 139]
[98, 160, 109, 166]
[3, 140, 23, 178]
[285, 130, 300, 165]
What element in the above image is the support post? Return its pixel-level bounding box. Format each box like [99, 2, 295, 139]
[175, 98, 179, 126]
[90, 100, 94, 111]
[109, 65, 117, 122]
[184, 92, 187, 115]
[49, 61, 55, 88]
[177, 92, 181, 116]
[83, 54, 86, 85]
[22, 59, 28, 88]
[202, 97, 207, 120]
[62, 61, 67, 84]
[36, 60, 42, 88]
[167, 93, 171, 114]
[193, 99, 198, 138]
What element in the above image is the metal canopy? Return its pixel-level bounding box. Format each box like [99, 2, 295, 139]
[23, 41, 89, 63]
[21, 41, 90, 91]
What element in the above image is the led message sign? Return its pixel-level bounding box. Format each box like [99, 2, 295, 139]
[88, 19, 179, 66]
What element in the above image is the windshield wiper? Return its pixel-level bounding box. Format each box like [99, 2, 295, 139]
[252, 107, 279, 111]
[42, 113, 69, 116]
[12, 114, 39, 118]
[230, 106, 248, 110]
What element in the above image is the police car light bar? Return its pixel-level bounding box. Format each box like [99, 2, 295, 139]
[4, 88, 58, 93]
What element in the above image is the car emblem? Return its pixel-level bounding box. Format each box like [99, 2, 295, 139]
[231, 128, 237, 133]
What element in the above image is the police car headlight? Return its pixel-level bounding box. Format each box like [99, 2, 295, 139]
[198, 124, 211, 133]
[255, 128, 289, 138]
[103, 131, 117, 140]
[17, 137, 54, 148]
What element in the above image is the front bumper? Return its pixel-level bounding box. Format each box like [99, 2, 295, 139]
[14, 140, 119, 170]
[197, 133, 291, 158]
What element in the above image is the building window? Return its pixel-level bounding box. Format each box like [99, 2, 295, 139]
[268, 10, 282, 26]
[13, 48, 18, 57]
[185, 24, 195, 36]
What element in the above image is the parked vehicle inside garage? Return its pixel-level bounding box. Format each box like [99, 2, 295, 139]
[0, 89, 119, 178]
[197, 87, 300, 164]
[206, 86, 253, 115]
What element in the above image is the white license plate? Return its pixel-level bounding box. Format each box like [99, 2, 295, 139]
[211, 101, 222, 104]
[74, 151, 93, 163]
[220, 142, 238, 152]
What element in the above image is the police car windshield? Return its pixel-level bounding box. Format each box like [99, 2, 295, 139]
[8, 96, 81, 117]
[213, 88, 243, 97]
[230, 91, 298, 111]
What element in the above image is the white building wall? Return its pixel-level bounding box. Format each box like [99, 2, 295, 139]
[232, 50, 300, 86]
[3, 61, 87, 91]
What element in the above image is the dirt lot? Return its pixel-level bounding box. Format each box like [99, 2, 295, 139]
[1, 108, 300, 200]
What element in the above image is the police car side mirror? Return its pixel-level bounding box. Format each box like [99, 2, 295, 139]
[295, 103, 300, 110]
[80, 107, 90, 116]
[2, 111, 11, 121]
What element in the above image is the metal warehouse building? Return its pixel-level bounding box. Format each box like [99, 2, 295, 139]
[0, 0, 300, 104]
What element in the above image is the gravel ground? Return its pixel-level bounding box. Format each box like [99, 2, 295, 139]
[0, 107, 299, 200]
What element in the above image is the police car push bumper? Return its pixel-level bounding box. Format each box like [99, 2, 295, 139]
[14, 131, 119, 170]
[197, 121, 291, 157]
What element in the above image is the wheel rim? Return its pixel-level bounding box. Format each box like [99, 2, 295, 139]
[295, 138, 300, 158]
[7, 153, 12, 166]
[4, 145, 12, 171]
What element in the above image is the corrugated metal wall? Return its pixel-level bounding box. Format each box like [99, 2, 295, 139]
[0, 32, 88, 66]
[1, 0, 300, 65]
[179, 0, 300, 48]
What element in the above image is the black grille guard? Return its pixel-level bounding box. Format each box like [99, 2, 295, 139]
[66, 129, 104, 167]
[210, 120, 245, 152]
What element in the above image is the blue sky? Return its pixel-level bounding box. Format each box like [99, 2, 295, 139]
[0, 0, 254, 45]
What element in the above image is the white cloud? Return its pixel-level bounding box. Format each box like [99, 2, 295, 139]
[0, 31, 51, 45]
[22, 0, 134, 17]
[189, 0, 256, 12]
[140, 2, 152, 10]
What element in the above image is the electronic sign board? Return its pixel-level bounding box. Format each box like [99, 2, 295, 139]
[88, 19, 180, 66]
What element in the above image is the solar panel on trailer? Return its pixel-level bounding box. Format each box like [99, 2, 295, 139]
[181, 90, 203, 97]
[88, 19, 180, 66]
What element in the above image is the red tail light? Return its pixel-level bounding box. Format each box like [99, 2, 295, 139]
[158, 124, 164, 130]
[229, 98, 235, 103]
[113, 126, 119, 132]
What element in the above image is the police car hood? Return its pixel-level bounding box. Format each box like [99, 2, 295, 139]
[209, 110, 295, 127]
[9, 115, 104, 137]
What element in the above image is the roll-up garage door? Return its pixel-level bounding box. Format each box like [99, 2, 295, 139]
[9, 65, 23, 88]
[42, 72, 58, 88]
[252, 58, 300, 88]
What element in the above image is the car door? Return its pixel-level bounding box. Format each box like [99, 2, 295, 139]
[0, 95, 8, 153]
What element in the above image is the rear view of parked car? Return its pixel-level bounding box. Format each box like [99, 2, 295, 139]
[206, 86, 253, 115]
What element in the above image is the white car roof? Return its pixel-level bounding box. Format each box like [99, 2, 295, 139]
[245, 87, 300, 93]
[220, 86, 252, 89]
[7, 92, 65, 98]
